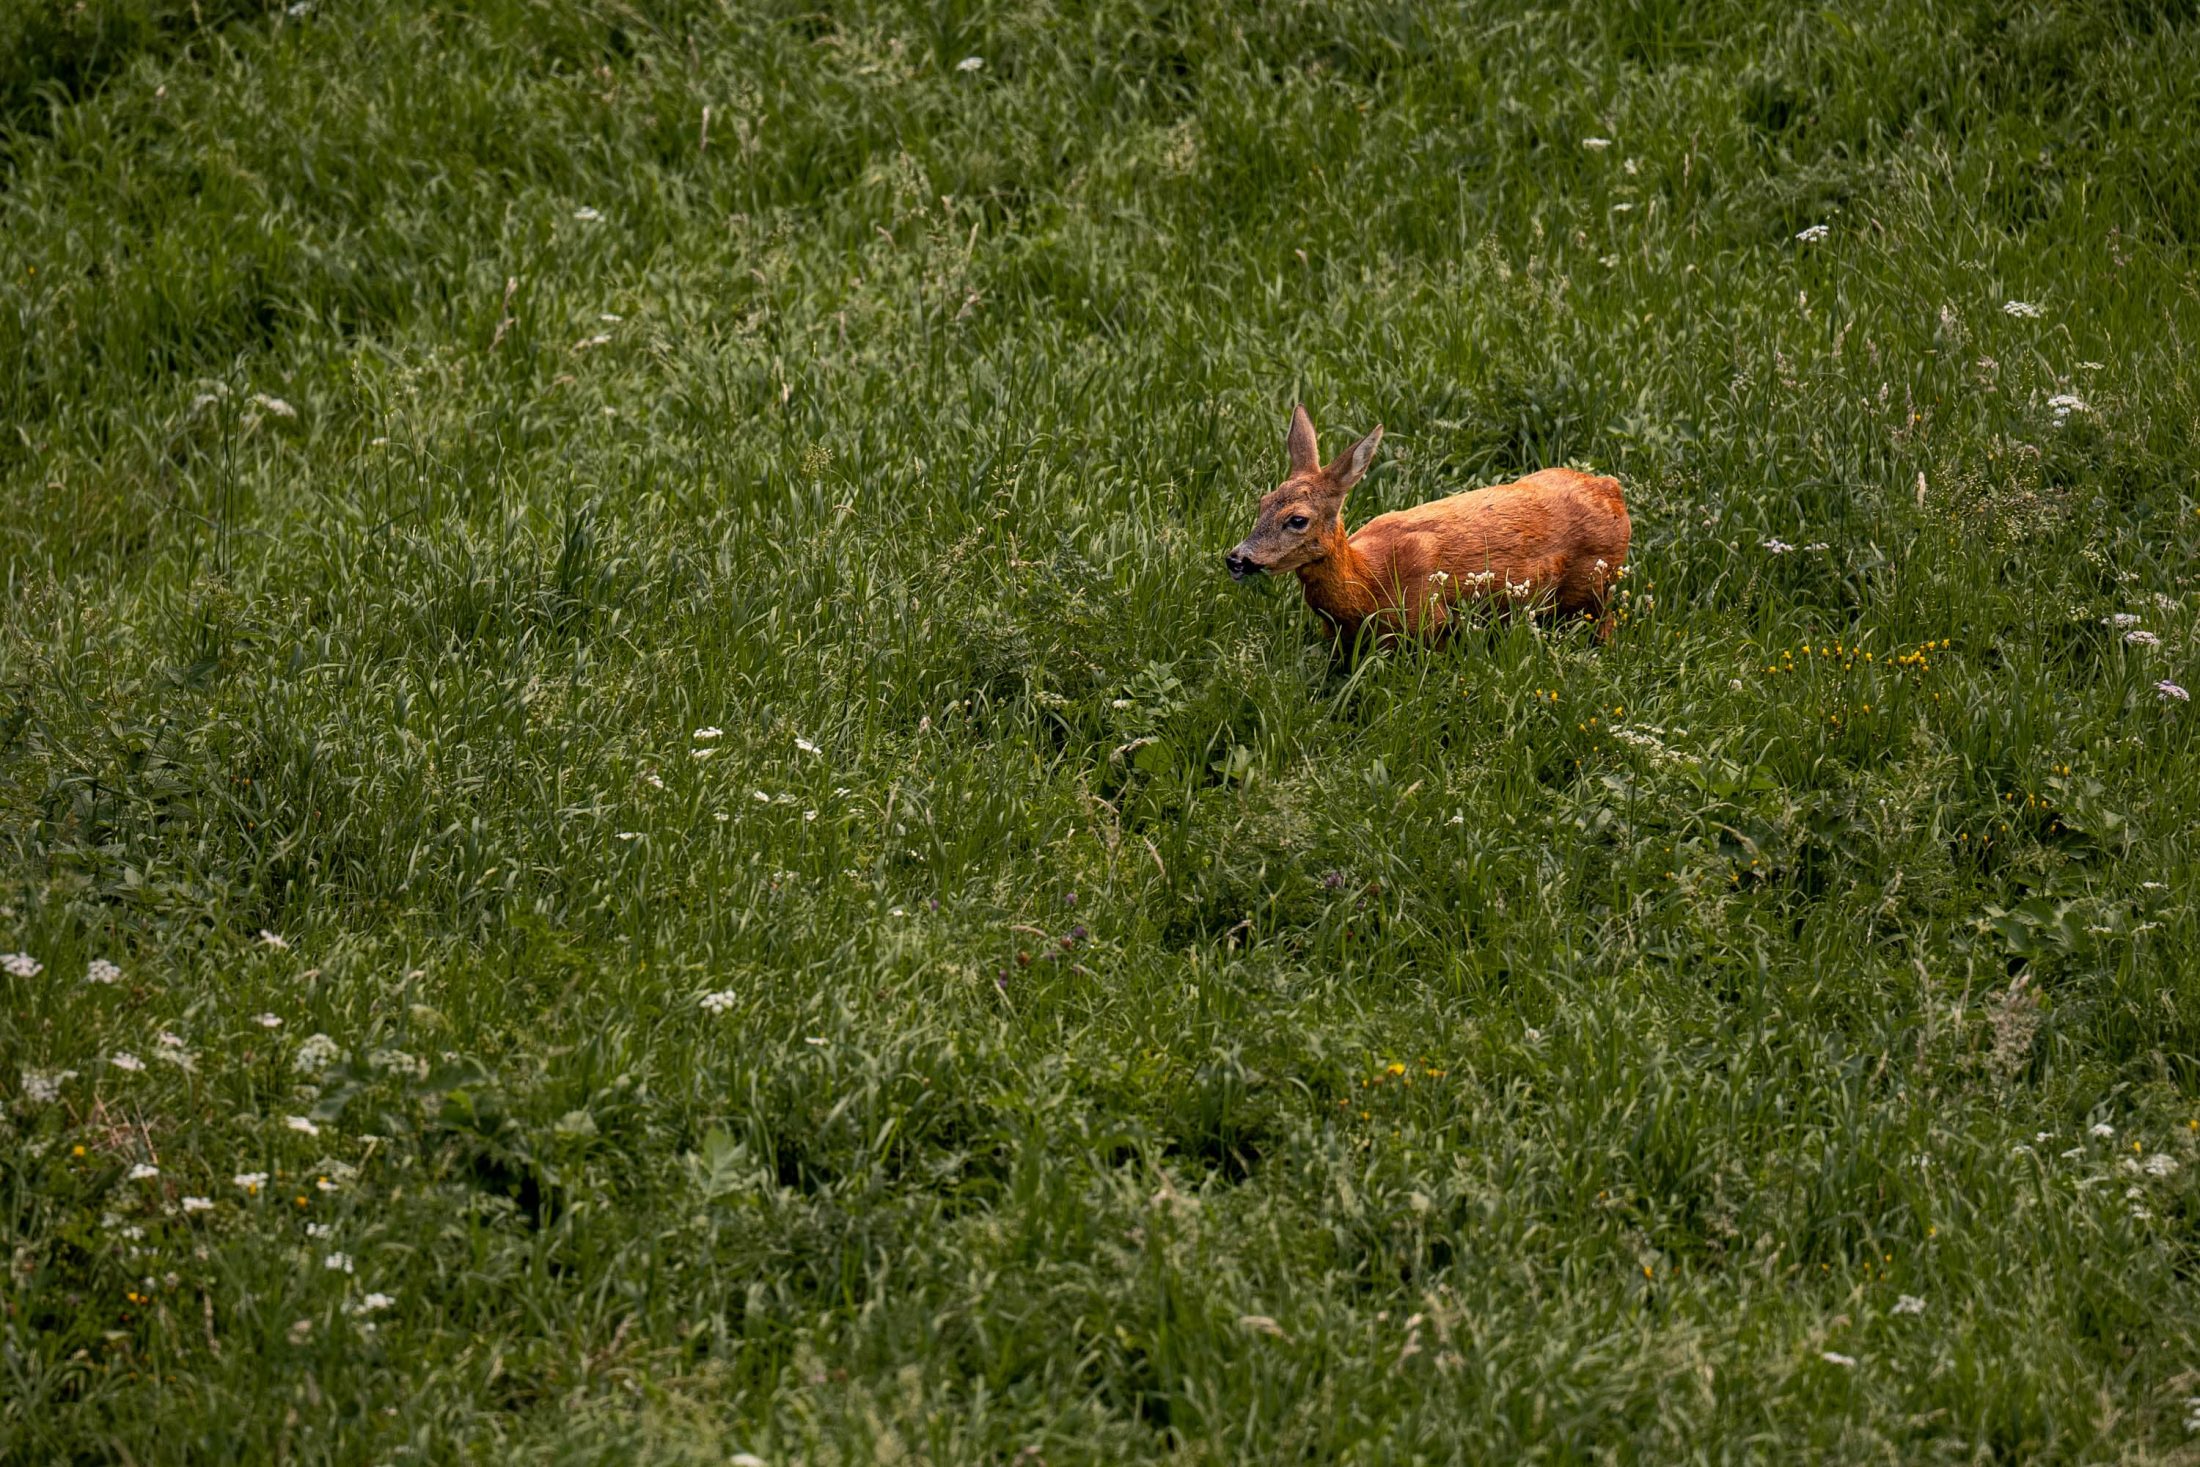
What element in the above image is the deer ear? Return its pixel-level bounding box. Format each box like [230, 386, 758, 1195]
[1286, 404, 1320, 476]
[1326, 424, 1383, 491]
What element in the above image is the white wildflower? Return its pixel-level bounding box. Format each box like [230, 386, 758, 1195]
[2059, 1146, 2085, 1160]
[2, 952, 42, 978]
[693, 727, 723, 740]
[1892, 1295, 1926, 1315]
[1820, 1351, 1857, 1367]
[288, 1318, 313, 1344]
[293, 1033, 341, 1076]
[86, 958, 122, 985]
[794, 736, 820, 755]
[2046, 392, 2088, 422]
[2002, 300, 2043, 318]
[574, 333, 612, 351]
[1609, 724, 1700, 767]
[2144, 1152, 2179, 1177]
[128, 1163, 160, 1181]
[367, 1048, 418, 1075]
[2160, 680, 2190, 702]
[691, 747, 716, 760]
[324, 1252, 354, 1274]
[259, 930, 291, 950]
[956, 56, 984, 72]
[615, 831, 642, 841]
[698, 989, 739, 1015]
[110, 1051, 145, 1072]
[182, 1196, 214, 1214]
[752, 790, 771, 803]
[251, 393, 297, 419]
[1802, 541, 1830, 552]
[1581, 137, 1612, 150]
[255, 1013, 283, 1028]
[1761, 538, 1794, 554]
[350, 1292, 396, 1314]
[234, 1172, 269, 1193]
[2126, 630, 2161, 646]
[286, 1115, 321, 1137]
[641, 772, 665, 789]
[21, 1068, 76, 1103]
[2091, 1122, 2115, 1138]
[307, 1222, 334, 1239]
[1795, 224, 1830, 243]
[2107, 613, 2143, 627]
[573, 206, 603, 222]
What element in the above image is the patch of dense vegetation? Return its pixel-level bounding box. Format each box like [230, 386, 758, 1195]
[3, 0, 2199, 1458]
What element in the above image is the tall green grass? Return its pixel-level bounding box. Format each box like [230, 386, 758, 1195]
[4, 0, 2200, 1459]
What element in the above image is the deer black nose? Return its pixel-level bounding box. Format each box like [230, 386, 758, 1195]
[1225, 550, 1258, 581]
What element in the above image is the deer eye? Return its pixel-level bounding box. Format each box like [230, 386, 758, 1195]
[1286, 515, 1311, 531]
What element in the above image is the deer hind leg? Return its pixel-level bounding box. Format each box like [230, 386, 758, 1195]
[1553, 556, 1618, 642]
[1561, 598, 1614, 642]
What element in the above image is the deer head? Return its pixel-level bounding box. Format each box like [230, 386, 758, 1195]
[1224, 404, 1383, 581]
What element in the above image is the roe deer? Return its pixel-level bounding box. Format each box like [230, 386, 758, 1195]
[1224, 405, 1630, 645]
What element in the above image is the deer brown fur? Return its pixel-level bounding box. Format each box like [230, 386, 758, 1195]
[1225, 405, 1630, 644]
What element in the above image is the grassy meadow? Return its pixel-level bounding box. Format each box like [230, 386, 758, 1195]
[6, 0, 2200, 1458]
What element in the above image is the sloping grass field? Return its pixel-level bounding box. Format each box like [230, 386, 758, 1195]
[6, 0, 2200, 1459]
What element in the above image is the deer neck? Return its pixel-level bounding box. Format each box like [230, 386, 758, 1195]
[1294, 520, 1381, 630]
